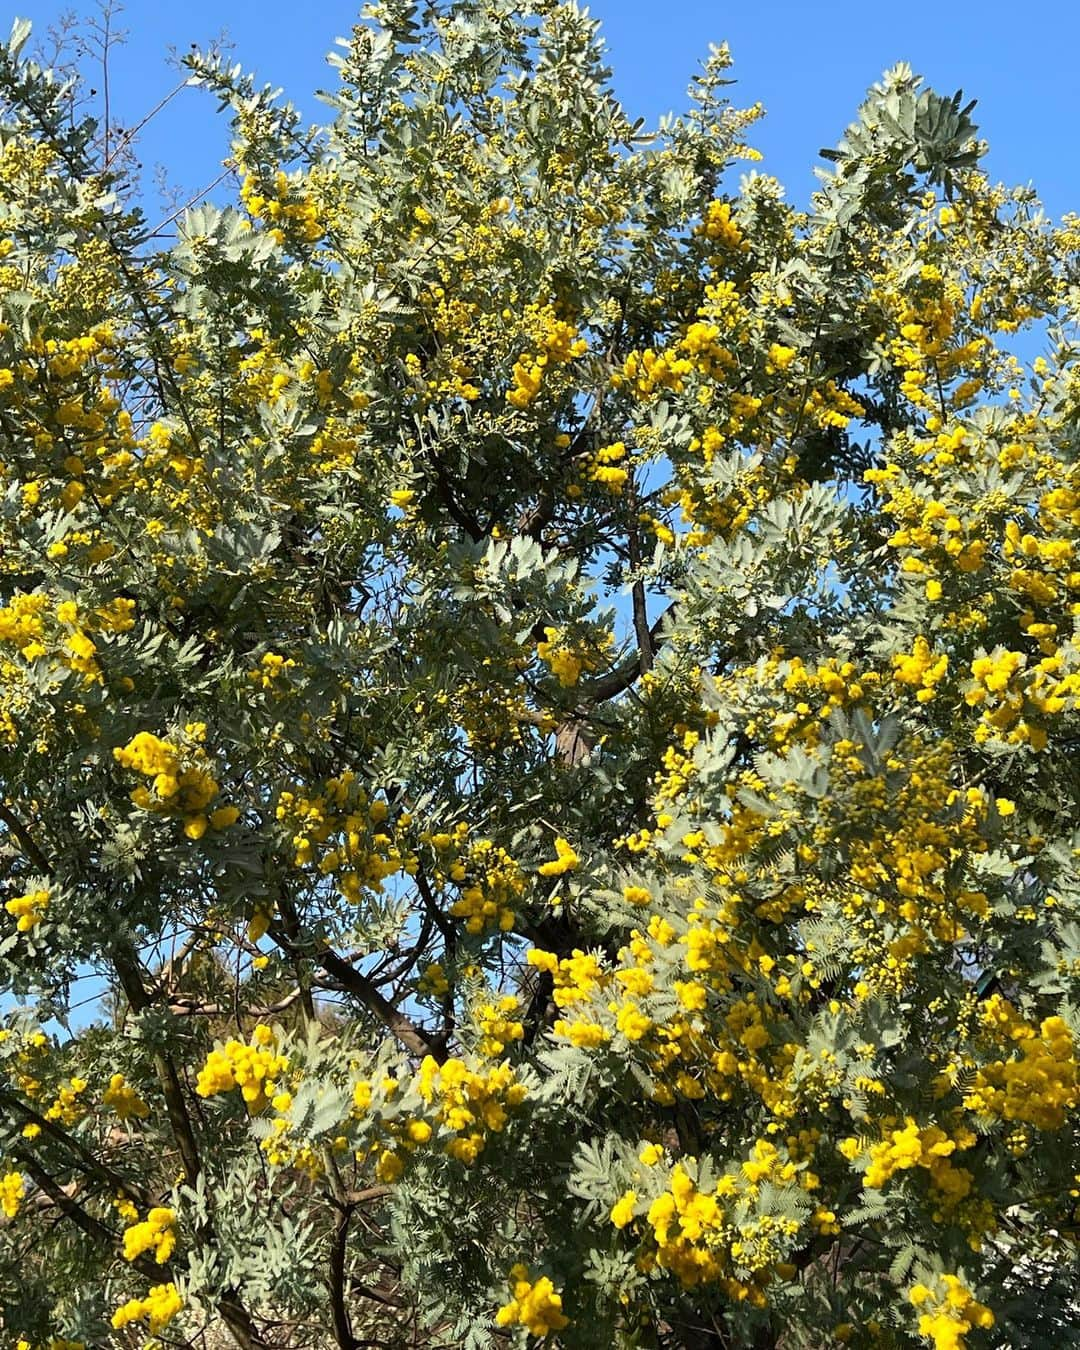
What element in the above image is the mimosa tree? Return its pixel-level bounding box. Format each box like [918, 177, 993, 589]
[1, 4, 1079, 1347]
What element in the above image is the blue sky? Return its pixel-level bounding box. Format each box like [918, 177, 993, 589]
[9, 0, 1080, 221]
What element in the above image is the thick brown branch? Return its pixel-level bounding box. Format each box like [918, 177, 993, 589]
[216, 1292, 272, 1350]
[111, 945, 272, 1349]
[165, 989, 303, 1019]
[414, 862, 456, 946]
[329, 1203, 358, 1349]
[277, 893, 317, 1024]
[111, 943, 203, 1187]
[427, 451, 484, 541]
[0, 1087, 149, 1208]
[345, 1185, 392, 1205]
[582, 602, 674, 703]
[12, 1153, 117, 1250]
[0, 801, 51, 872]
[11, 1153, 175, 1284]
[626, 495, 655, 676]
[307, 944, 444, 1061]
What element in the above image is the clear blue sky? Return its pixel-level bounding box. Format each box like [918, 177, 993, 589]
[10, 0, 1080, 221]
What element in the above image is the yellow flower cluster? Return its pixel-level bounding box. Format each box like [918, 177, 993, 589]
[257, 1084, 326, 1175]
[883, 266, 987, 412]
[277, 772, 415, 904]
[5, 887, 48, 933]
[506, 304, 587, 409]
[803, 380, 866, 430]
[818, 732, 995, 967]
[672, 462, 775, 545]
[844, 1119, 976, 1211]
[866, 474, 988, 579]
[0, 324, 131, 559]
[338, 1074, 437, 1182]
[963, 997, 1078, 1130]
[113, 729, 238, 840]
[417, 961, 450, 998]
[535, 625, 605, 688]
[111, 1282, 183, 1334]
[45, 1076, 88, 1125]
[610, 670, 1017, 1091]
[240, 170, 321, 244]
[495, 1265, 570, 1337]
[620, 1152, 800, 1298]
[474, 995, 524, 1057]
[14, 1340, 83, 1350]
[587, 440, 629, 493]
[893, 636, 949, 703]
[0, 1169, 24, 1218]
[102, 1072, 149, 1121]
[0, 592, 50, 655]
[719, 653, 870, 755]
[909, 1276, 993, 1350]
[370, 1128, 432, 1183]
[620, 315, 740, 401]
[963, 644, 1080, 752]
[537, 836, 579, 878]
[620, 344, 696, 399]
[195, 1024, 289, 1112]
[648, 724, 705, 809]
[0, 593, 134, 687]
[640, 1164, 729, 1286]
[416, 1054, 527, 1165]
[527, 947, 612, 1048]
[424, 827, 526, 935]
[54, 600, 99, 683]
[695, 200, 748, 251]
[247, 650, 297, 690]
[529, 950, 607, 1004]
[765, 341, 797, 373]
[442, 650, 558, 750]
[121, 1206, 176, 1264]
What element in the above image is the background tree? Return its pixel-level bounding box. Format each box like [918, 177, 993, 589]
[0, 3, 1078, 1348]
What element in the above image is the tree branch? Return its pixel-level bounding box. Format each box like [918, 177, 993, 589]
[0, 801, 51, 872]
[329, 1202, 359, 1349]
[111, 943, 203, 1187]
[582, 602, 674, 704]
[297, 941, 444, 1062]
[0, 1087, 150, 1208]
[627, 486, 654, 676]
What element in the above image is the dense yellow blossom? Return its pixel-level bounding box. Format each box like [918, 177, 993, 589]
[910, 1276, 993, 1350]
[416, 1054, 527, 1164]
[111, 1282, 183, 1334]
[102, 1072, 150, 1121]
[195, 1025, 289, 1112]
[121, 1207, 176, 1264]
[537, 836, 580, 877]
[0, 1170, 24, 1219]
[495, 1265, 570, 1336]
[5, 888, 48, 933]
